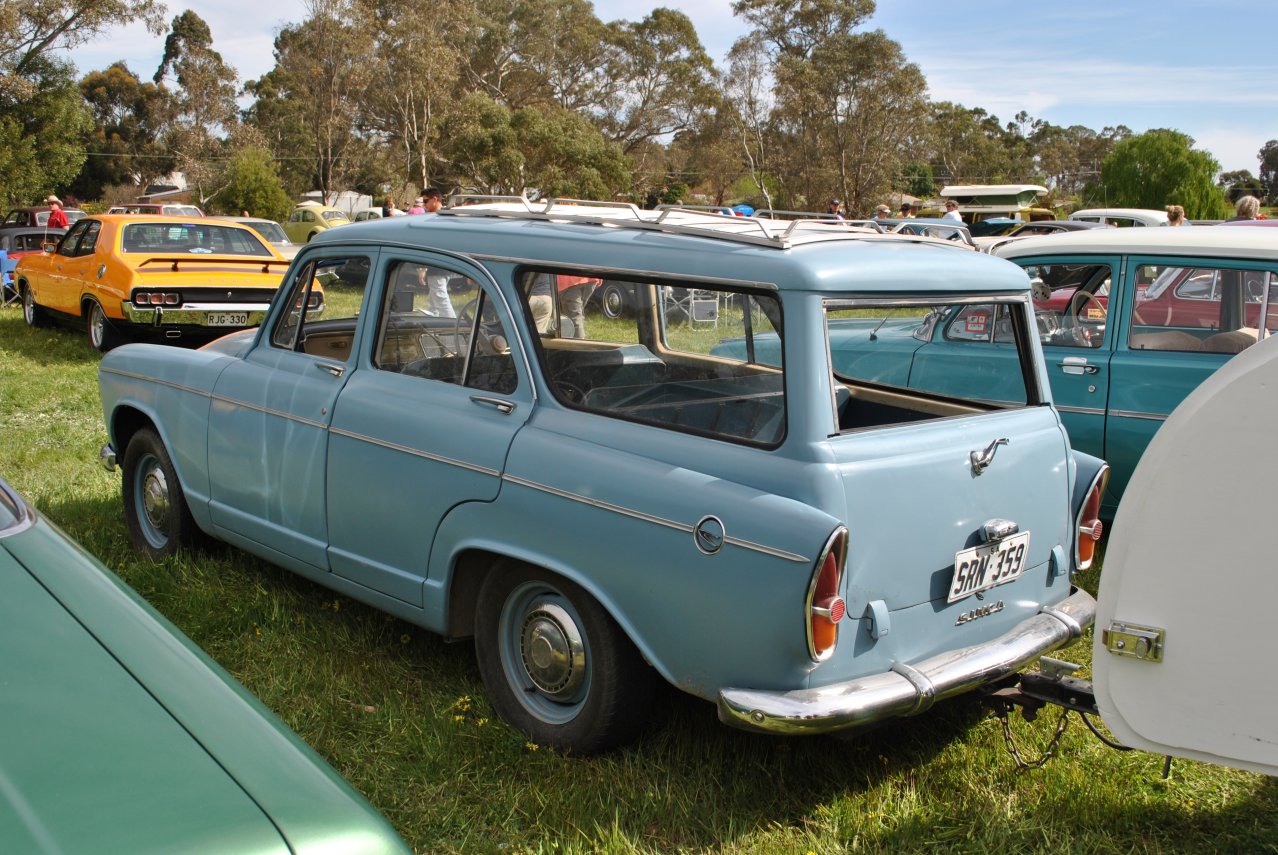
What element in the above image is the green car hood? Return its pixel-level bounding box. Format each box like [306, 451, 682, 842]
[0, 511, 408, 854]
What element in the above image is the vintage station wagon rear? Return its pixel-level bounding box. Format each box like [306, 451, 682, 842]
[98, 202, 1106, 752]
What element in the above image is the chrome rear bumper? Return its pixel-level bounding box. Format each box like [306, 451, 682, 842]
[718, 587, 1096, 735]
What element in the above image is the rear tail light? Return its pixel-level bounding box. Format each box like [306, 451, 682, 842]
[806, 527, 848, 662]
[133, 291, 180, 306]
[1075, 465, 1110, 571]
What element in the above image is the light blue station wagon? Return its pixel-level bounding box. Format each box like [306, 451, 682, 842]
[99, 202, 1106, 752]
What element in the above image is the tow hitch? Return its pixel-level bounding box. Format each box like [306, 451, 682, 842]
[985, 657, 1171, 775]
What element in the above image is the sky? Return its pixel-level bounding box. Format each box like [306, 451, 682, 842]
[62, 0, 1278, 176]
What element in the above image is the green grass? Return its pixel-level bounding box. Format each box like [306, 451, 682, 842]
[2, 306, 1277, 854]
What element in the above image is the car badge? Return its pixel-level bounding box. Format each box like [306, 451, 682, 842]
[693, 515, 725, 555]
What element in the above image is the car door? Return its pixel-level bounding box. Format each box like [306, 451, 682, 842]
[37, 220, 93, 314]
[1106, 256, 1278, 499]
[1093, 333, 1278, 776]
[1012, 256, 1121, 471]
[206, 250, 376, 570]
[324, 253, 533, 605]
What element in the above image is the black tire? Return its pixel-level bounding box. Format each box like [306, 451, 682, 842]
[21, 282, 48, 328]
[86, 300, 125, 352]
[121, 428, 201, 560]
[598, 283, 628, 319]
[475, 564, 657, 753]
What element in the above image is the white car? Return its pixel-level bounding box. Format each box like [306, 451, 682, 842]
[1069, 208, 1169, 228]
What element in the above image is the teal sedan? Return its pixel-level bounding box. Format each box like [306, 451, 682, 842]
[0, 478, 409, 854]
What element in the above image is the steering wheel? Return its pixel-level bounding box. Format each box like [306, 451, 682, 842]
[1067, 290, 1106, 347]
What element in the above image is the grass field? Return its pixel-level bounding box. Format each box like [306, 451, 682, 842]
[3, 305, 1276, 854]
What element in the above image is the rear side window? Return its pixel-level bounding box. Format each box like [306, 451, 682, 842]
[1131, 265, 1278, 353]
[518, 269, 786, 446]
[120, 223, 272, 256]
[826, 297, 1040, 432]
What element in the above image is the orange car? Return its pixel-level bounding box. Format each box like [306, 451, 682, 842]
[15, 215, 304, 351]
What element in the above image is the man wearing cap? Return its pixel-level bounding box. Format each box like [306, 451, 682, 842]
[46, 196, 68, 229]
[898, 202, 913, 218]
[873, 205, 891, 219]
[941, 200, 963, 223]
[827, 199, 844, 220]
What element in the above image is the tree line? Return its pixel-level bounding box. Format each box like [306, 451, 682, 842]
[4, 0, 1272, 222]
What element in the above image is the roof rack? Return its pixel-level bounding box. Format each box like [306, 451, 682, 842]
[441, 196, 971, 252]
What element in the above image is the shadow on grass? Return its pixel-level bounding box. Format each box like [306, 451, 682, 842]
[0, 309, 103, 367]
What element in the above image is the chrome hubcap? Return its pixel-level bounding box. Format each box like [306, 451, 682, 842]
[141, 465, 171, 534]
[520, 601, 585, 699]
[90, 307, 104, 347]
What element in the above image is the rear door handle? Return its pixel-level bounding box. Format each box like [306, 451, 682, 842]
[1058, 357, 1099, 375]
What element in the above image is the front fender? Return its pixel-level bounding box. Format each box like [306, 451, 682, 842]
[99, 342, 238, 530]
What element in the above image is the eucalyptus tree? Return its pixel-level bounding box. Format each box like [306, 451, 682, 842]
[357, 0, 475, 193]
[1259, 140, 1278, 204]
[262, 0, 375, 201]
[152, 11, 240, 202]
[730, 0, 926, 213]
[75, 61, 175, 198]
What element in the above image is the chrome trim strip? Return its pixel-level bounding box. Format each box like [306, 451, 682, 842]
[327, 427, 500, 477]
[1055, 404, 1107, 417]
[502, 474, 808, 563]
[208, 393, 329, 430]
[100, 366, 212, 399]
[1108, 409, 1168, 422]
[718, 587, 1097, 735]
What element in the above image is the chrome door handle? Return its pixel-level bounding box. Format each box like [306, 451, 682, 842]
[470, 395, 516, 415]
[1058, 357, 1099, 375]
[315, 361, 346, 377]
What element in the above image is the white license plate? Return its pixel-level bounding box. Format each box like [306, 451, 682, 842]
[949, 531, 1031, 603]
[207, 312, 248, 326]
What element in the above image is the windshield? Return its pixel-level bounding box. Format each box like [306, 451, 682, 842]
[121, 222, 274, 256]
[249, 221, 290, 244]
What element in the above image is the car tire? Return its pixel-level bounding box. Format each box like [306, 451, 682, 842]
[598, 282, 628, 319]
[21, 282, 48, 328]
[86, 300, 125, 352]
[474, 564, 656, 753]
[121, 428, 202, 560]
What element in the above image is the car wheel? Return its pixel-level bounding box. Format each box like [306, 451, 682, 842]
[475, 564, 656, 753]
[21, 283, 48, 327]
[121, 428, 201, 560]
[599, 283, 628, 319]
[86, 301, 125, 352]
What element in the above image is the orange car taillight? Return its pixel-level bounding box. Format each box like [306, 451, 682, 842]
[134, 291, 180, 306]
[1075, 465, 1110, 571]
[806, 527, 848, 662]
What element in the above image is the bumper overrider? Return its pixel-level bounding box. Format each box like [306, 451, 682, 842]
[718, 587, 1095, 734]
[121, 302, 270, 327]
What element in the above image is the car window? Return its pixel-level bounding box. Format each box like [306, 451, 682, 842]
[374, 260, 516, 394]
[1130, 264, 1278, 354]
[827, 298, 1036, 418]
[322, 210, 347, 222]
[57, 220, 90, 257]
[249, 222, 289, 244]
[72, 220, 102, 257]
[271, 255, 371, 360]
[1022, 263, 1111, 349]
[519, 269, 786, 446]
[120, 223, 272, 255]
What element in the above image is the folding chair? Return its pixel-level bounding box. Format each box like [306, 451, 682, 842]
[0, 250, 17, 307]
[662, 286, 719, 327]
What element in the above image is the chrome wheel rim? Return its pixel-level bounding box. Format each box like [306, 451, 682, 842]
[89, 305, 105, 349]
[22, 288, 33, 324]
